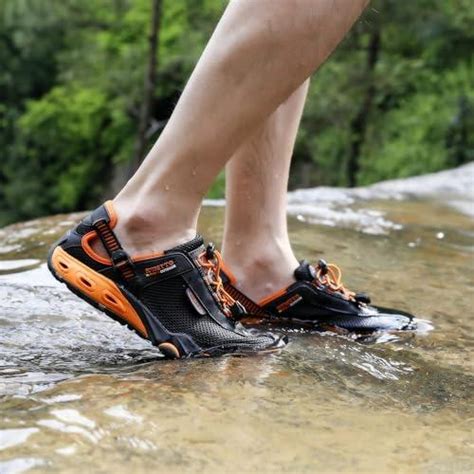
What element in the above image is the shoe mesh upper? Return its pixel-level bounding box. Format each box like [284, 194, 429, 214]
[140, 278, 274, 350]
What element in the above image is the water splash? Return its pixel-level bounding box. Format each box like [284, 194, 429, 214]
[206, 163, 474, 235]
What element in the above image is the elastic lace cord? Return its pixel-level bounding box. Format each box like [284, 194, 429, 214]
[198, 249, 237, 316]
[316, 263, 356, 301]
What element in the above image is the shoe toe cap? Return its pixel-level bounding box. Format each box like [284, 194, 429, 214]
[312, 303, 416, 332]
[335, 305, 416, 331]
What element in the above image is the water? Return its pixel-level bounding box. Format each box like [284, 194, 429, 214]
[0, 167, 473, 473]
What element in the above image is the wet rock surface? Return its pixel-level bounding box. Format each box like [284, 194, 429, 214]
[1, 168, 473, 473]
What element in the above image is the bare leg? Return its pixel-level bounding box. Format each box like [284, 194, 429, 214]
[222, 81, 309, 302]
[113, 0, 369, 255]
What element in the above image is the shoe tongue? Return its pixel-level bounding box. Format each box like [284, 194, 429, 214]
[294, 259, 316, 282]
[165, 234, 205, 256]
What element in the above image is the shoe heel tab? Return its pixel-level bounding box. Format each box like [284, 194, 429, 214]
[90, 201, 118, 229]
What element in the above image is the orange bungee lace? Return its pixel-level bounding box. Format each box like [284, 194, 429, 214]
[315, 259, 357, 302]
[198, 244, 240, 317]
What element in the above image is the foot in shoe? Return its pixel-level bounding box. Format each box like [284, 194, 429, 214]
[47, 201, 286, 359]
[220, 257, 418, 332]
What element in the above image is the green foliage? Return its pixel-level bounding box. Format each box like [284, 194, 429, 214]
[3, 86, 131, 219]
[361, 63, 474, 182]
[293, 0, 474, 187]
[0, 0, 472, 226]
[206, 170, 226, 199]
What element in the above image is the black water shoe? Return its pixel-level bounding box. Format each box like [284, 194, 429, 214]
[222, 258, 417, 333]
[48, 202, 286, 358]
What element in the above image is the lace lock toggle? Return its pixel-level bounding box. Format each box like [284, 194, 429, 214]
[206, 242, 216, 260]
[355, 292, 371, 305]
[317, 259, 328, 275]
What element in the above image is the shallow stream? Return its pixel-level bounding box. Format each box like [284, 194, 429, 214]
[0, 166, 473, 473]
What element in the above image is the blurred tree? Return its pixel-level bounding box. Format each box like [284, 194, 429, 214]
[292, 0, 474, 187]
[129, 0, 163, 176]
[0, 0, 472, 225]
[346, 22, 380, 187]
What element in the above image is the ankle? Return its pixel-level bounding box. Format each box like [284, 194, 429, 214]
[222, 238, 298, 302]
[90, 195, 197, 257]
[121, 209, 196, 254]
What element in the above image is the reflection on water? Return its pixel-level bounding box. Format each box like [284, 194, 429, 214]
[0, 169, 473, 472]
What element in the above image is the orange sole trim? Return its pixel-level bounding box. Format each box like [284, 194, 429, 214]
[258, 287, 288, 307]
[50, 246, 149, 338]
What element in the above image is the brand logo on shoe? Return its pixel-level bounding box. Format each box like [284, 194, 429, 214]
[276, 294, 303, 313]
[145, 259, 177, 277]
